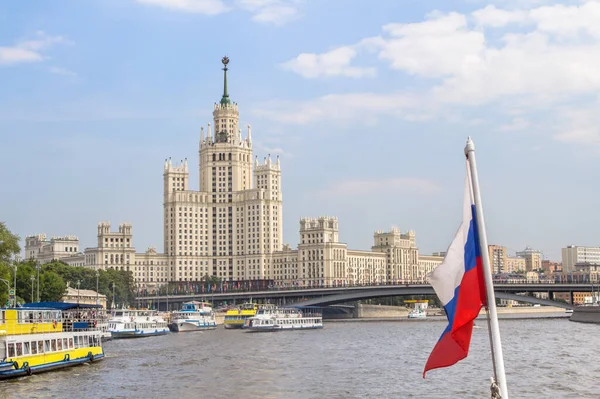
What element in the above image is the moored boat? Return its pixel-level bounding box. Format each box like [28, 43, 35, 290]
[242, 305, 323, 332]
[168, 301, 217, 332]
[0, 303, 104, 380]
[408, 308, 427, 319]
[224, 303, 258, 329]
[569, 305, 600, 323]
[107, 309, 169, 338]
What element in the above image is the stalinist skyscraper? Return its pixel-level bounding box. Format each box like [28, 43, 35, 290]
[163, 57, 283, 282]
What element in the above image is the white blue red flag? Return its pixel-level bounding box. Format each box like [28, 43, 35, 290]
[423, 165, 487, 377]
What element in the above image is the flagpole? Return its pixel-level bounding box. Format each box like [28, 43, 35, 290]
[465, 137, 509, 399]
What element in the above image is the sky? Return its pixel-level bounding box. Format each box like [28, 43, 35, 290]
[1, 0, 600, 261]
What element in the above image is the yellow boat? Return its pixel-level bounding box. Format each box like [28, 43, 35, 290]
[0, 302, 105, 379]
[223, 303, 259, 329]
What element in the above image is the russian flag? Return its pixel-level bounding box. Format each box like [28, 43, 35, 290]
[423, 166, 487, 377]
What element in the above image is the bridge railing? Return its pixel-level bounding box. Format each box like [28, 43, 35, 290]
[136, 277, 598, 298]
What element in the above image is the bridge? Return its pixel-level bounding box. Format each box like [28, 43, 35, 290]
[135, 282, 587, 310]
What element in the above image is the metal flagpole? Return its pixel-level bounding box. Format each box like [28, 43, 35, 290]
[464, 137, 509, 399]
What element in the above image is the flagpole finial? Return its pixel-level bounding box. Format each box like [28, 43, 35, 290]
[465, 137, 475, 157]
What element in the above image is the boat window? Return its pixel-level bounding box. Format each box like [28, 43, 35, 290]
[7, 343, 15, 357]
[51, 340, 57, 352]
[45, 340, 50, 352]
[38, 341, 44, 353]
[63, 338, 68, 349]
[16, 342, 23, 356]
[57, 339, 63, 351]
[69, 338, 74, 348]
[29, 341, 36, 355]
[1, 310, 5, 323]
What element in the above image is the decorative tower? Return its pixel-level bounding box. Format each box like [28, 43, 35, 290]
[199, 57, 253, 195]
[163, 158, 189, 255]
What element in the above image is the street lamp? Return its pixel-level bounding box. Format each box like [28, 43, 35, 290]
[12, 259, 18, 307]
[30, 276, 35, 303]
[95, 269, 99, 306]
[36, 262, 40, 302]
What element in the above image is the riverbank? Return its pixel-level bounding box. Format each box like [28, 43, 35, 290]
[329, 304, 570, 322]
[326, 313, 570, 323]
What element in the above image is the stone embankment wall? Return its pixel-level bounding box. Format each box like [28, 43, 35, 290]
[355, 304, 565, 319]
[356, 304, 410, 318]
[490, 306, 564, 314]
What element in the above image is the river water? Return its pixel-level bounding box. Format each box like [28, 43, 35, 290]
[2, 316, 597, 398]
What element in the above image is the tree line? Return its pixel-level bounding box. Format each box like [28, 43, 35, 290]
[0, 222, 136, 307]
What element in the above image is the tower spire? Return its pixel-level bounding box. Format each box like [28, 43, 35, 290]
[220, 56, 231, 105]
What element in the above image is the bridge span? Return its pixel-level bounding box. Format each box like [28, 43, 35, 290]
[135, 282, 585, 310]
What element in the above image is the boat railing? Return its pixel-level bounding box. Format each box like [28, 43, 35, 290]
[2, 320, 104, 336]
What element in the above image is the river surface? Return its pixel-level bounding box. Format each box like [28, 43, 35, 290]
[2, 316, 597, 398]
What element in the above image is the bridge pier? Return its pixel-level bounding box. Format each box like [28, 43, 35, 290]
[570, 291, 574, 305]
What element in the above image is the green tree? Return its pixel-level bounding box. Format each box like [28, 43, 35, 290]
[43, 260, 137, 308]
[0, 222, 20, 305]
[0, 221, 20, 264]
[40, 271, 67, 302]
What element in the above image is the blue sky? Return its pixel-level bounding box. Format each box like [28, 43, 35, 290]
[1, 0, 599, 261]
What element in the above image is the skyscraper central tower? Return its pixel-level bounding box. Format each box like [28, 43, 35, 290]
[163, 57, 283, 283]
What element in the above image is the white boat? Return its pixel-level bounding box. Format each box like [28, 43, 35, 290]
[107, 309, 169, 339]
[168, 301, 217, 332]
[242, 305, 323, 332]
[408, 308, 427, 319]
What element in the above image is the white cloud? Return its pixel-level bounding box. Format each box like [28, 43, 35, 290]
[252, 91, 433, 125]
[134, 0, 229, 15]
[237, 0, 299, 26]
[133, 0, 300, 24]
[318, 177, 442, 197]
[280, 46, 375, 79]
[255, 142, 292, 157]
[0, 31, 68, 66]
[269, 1, 600, 148]
[0, 47, 42, 65]
[472, 5, 527, 27]
[554, 101, 600, 147]
[374, 13, 485, 78]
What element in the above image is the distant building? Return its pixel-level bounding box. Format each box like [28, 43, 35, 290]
[505, 256, 526, 273]
[61, 286, 107, 309]
[83, 222, 169, 290]
[488, 245, 507, 274]
[24, 234, 82, 265]
[541, 260, 561, 274]
[562, 245, 600, 272]
[516, 247, 542, 271]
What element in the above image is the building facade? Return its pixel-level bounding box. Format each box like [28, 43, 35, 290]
[516, 247, 542, 272]
[488, 245, 507, 274]
[562, 245, 600, 272]
[24, 234, 82, 265]
[505, 256, 526, 273]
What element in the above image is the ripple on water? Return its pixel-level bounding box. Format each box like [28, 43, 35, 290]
[1, 318, 598, 398]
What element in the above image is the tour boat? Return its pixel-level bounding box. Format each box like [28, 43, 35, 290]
[242, 305, 323, 332]
[168, 301, 217, 332]
[223, 303, 259, 329]
[408, 308, 427, 319]
[107, 309, 169, 338]
[0, 303, 104, 380]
